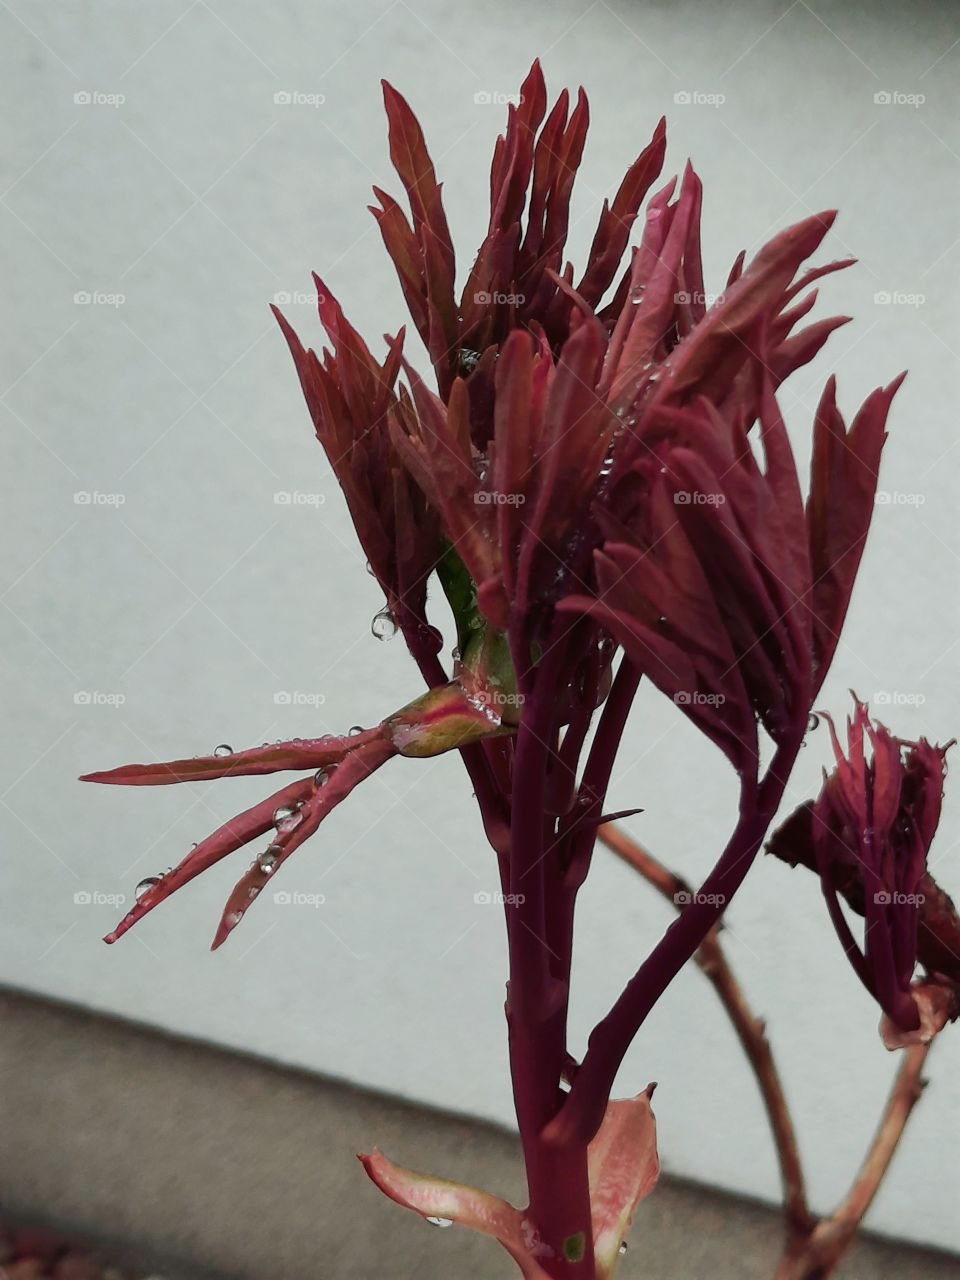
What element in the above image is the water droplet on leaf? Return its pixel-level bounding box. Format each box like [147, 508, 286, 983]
[258, 845, 281, 873]
[214, 744, 233, 757]
[425, 1216, 453, 1229]
[371, 607, 398, 641]
[135, 877, 161, 901]
[807, 712, 820, 731]
[273, 804, 302, 833]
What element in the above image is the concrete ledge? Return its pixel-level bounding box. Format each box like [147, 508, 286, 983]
[1, 988, 955, 1279]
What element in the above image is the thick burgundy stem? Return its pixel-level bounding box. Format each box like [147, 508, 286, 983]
[554, 730, 805, 1146]
[507, 633, 595, 1276]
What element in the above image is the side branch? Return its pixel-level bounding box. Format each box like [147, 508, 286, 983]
[598, 823, 813, 1240]
[773, 1043, 931, 1280]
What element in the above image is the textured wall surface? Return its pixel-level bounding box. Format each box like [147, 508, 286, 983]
[1, 0, 958, 1258]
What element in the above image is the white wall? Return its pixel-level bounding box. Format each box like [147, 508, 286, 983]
[2, 0, 958, 1255]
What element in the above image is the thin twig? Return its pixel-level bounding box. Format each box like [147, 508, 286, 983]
[773, 1042, 931, 1280]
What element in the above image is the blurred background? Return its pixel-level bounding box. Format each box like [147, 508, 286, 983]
[1, 1, 958, 1276]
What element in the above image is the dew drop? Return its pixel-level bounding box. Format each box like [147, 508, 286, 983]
[258, 845, 281, 874]
[314, 768, 331, 788]
[365, 560, 376, 577]
[348, 725, 363, 736]
[619, 1241, 628, 1255]
[273, 804, 302, 833]
[807, 712, 820, 731]
[135, 877, 161, 901]
[371, 606, 398, 641]
[214, 743, 233, 757]
[425, 1216, 454, 1229]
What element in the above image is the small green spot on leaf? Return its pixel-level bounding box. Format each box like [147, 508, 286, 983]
[563, 1232, 586, 1262]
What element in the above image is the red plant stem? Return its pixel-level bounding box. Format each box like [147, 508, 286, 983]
[546, 658, 643, 1054]
[555, 729, 805, 1147]
[563, 659, 642, 889]
[409, 642, 510, 865]
[598, 824, 815, 1243]
[507, 631, 596, 1277]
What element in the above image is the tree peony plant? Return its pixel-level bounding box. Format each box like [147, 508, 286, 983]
[84, 61, 959, 1279]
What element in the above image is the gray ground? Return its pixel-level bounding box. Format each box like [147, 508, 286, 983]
[1, 989, 956, 1279]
